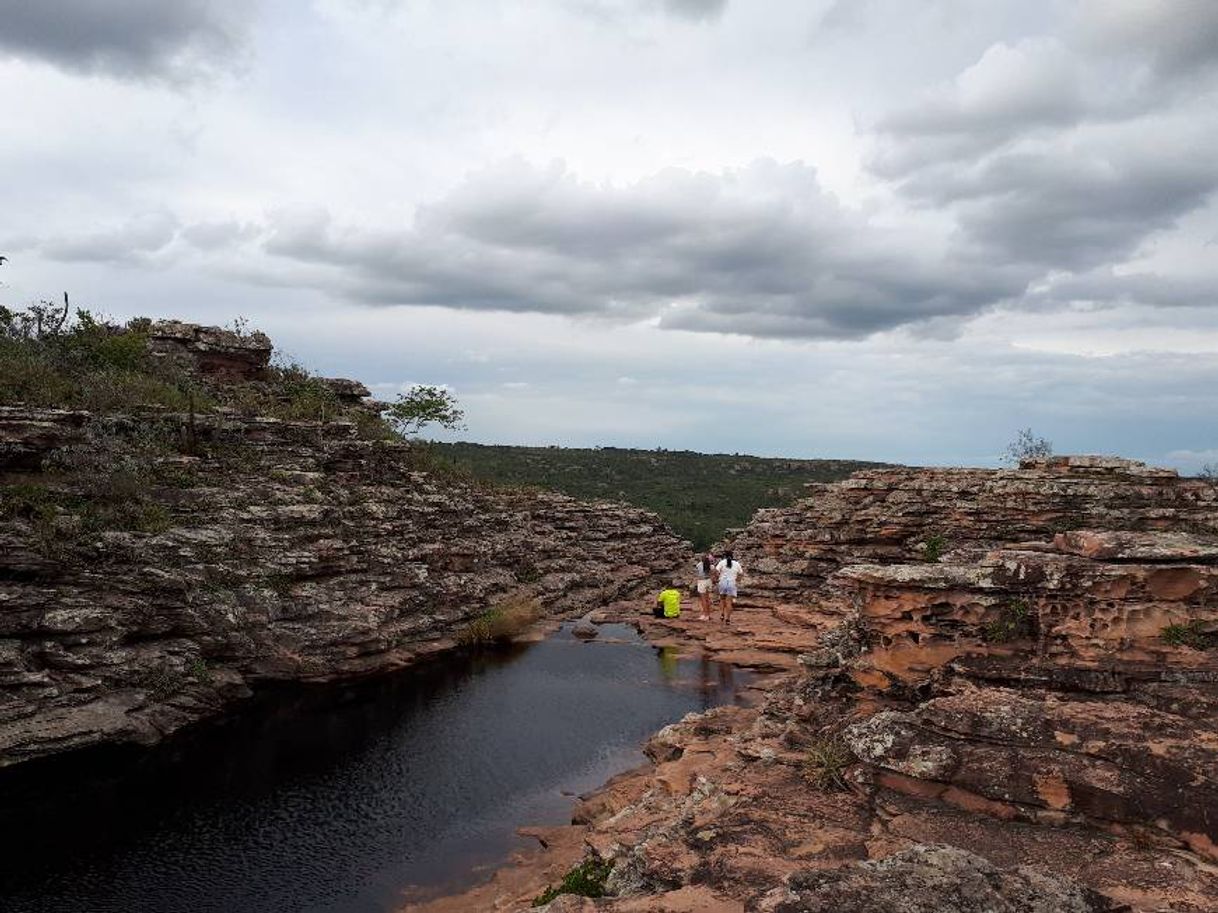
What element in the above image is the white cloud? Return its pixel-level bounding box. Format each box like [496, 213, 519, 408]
[3, 0, 1217, 467]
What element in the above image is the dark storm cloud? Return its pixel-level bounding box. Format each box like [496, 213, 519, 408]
[659, 0, 728, 22]
[570, 0, 728, 24]
[1075, 0, 1218, 81]
[874, 4, 1218, 177]
[1032, 269, 1218, 311]
[898, 140, 1218, 270]
[261, 159, 1026, 338]
[866, 2, 1218, 308]
[0, 0, 252, 80]
[39, 213, 179, 263]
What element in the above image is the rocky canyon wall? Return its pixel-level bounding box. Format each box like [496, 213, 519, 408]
[726, 457, 1218, 862]
[0, 405, 686, 767]
[402, 457, 1218, 913]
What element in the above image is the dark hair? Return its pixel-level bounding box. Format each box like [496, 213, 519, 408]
[725, 550, 734, 568]
[701, 555, 711, 573]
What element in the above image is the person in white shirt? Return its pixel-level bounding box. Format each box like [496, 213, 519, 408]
[714, 551, 743, 624]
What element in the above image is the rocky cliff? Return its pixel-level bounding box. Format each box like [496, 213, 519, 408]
[421, 457, 1218, 913]
[0, 328, 687, 767]
[716, 457, 1216, 662]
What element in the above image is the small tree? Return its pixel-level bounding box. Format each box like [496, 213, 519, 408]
[1002, 428, 1053, 466]
[384, 385, 465, 437]
[1200, 463, 1217, 482]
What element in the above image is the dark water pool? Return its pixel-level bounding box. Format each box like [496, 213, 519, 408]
[0, 623, 746, 913]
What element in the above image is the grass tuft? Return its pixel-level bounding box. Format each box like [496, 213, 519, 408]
[533, 858, 613, 907]
[803, 735, 854, 792]
[456, 596, 543, 646]
[923, 533, 947, 563]
[1160, 621, 1214, 650]
[982, 599, 1035, 644]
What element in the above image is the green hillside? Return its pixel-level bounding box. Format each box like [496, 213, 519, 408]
[428, 442, 887, 550]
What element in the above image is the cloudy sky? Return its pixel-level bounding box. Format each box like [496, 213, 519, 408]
[2, 0, 1216, 468]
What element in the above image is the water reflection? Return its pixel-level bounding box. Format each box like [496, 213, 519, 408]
[657, 645, 680, 682]
[0, 622, 747, 913]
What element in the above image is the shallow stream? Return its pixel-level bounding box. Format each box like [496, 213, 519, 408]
[0, 623, 746, 913]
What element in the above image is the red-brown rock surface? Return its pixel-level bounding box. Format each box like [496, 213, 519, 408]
[411, 457, 1218, 912]
[730, 457, 1215, 643]
[146, 320, 274, 382]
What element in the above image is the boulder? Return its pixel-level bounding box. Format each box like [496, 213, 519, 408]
[770, 844, 1120, 912]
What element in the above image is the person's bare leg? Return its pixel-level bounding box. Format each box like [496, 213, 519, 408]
[723, 595, 733, 624]
[699, 590, 711, 619]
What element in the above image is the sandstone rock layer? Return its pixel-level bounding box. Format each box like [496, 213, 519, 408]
[415, 457, 1218, 912]
[0, 406, 686, 766]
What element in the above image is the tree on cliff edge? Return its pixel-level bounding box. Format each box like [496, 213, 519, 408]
[1002, 428, 1053, 465]
[384, 385, 466, 437]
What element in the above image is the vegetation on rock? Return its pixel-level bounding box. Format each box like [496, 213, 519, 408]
[0, 304, 390, 432]
[982, 598, 1035, 644]
[455, 596, 544, 646]
[384, 385, 466, 437]
[0, 422, 183, 556]
[922, 533, 947, 563]
[1, 301, 196, 411]
[1160, 621, 1214, 650]
[1002, 427, 1054, 465]
[0, 307, 451, 559]
[802, 735, 854, 792]
[533, 857, 614, 906]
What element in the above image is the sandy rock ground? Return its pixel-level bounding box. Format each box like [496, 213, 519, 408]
[403, 602, 1218, 913]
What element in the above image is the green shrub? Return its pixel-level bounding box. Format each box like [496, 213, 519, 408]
[139, 666, 185, 700]
[4, 425, 178, 553]
[154, 461, 201, 489]
[515, 562, 543, 584]
[923, 533, 946, 563]
[0, 483, 58, 522]
[384, 385, 465, 437]
[78, 369, 192, 413]
[0, 346, 76, 405]
[0, 307, 198, 412]
[269, 361, 341, 421]
[0, 483, 82, 553]
[1160, 621, 1214, 650]
[65, 313, 150, 371]
[533, 858, 613, 907]
[456, 597, 543, 646]
[1002, 427, 1053, 466]
[803, 736, 854, 792]
[134, 502, 172, 534]
[352, 409, 396, 441]
[982, 599, 1035, 644]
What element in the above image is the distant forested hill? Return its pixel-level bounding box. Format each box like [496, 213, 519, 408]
[428, 443, 889, 549]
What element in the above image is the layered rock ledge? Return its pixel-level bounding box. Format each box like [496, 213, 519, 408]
[0, 406, 686, 766]
[412, 456, 1218, 913]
